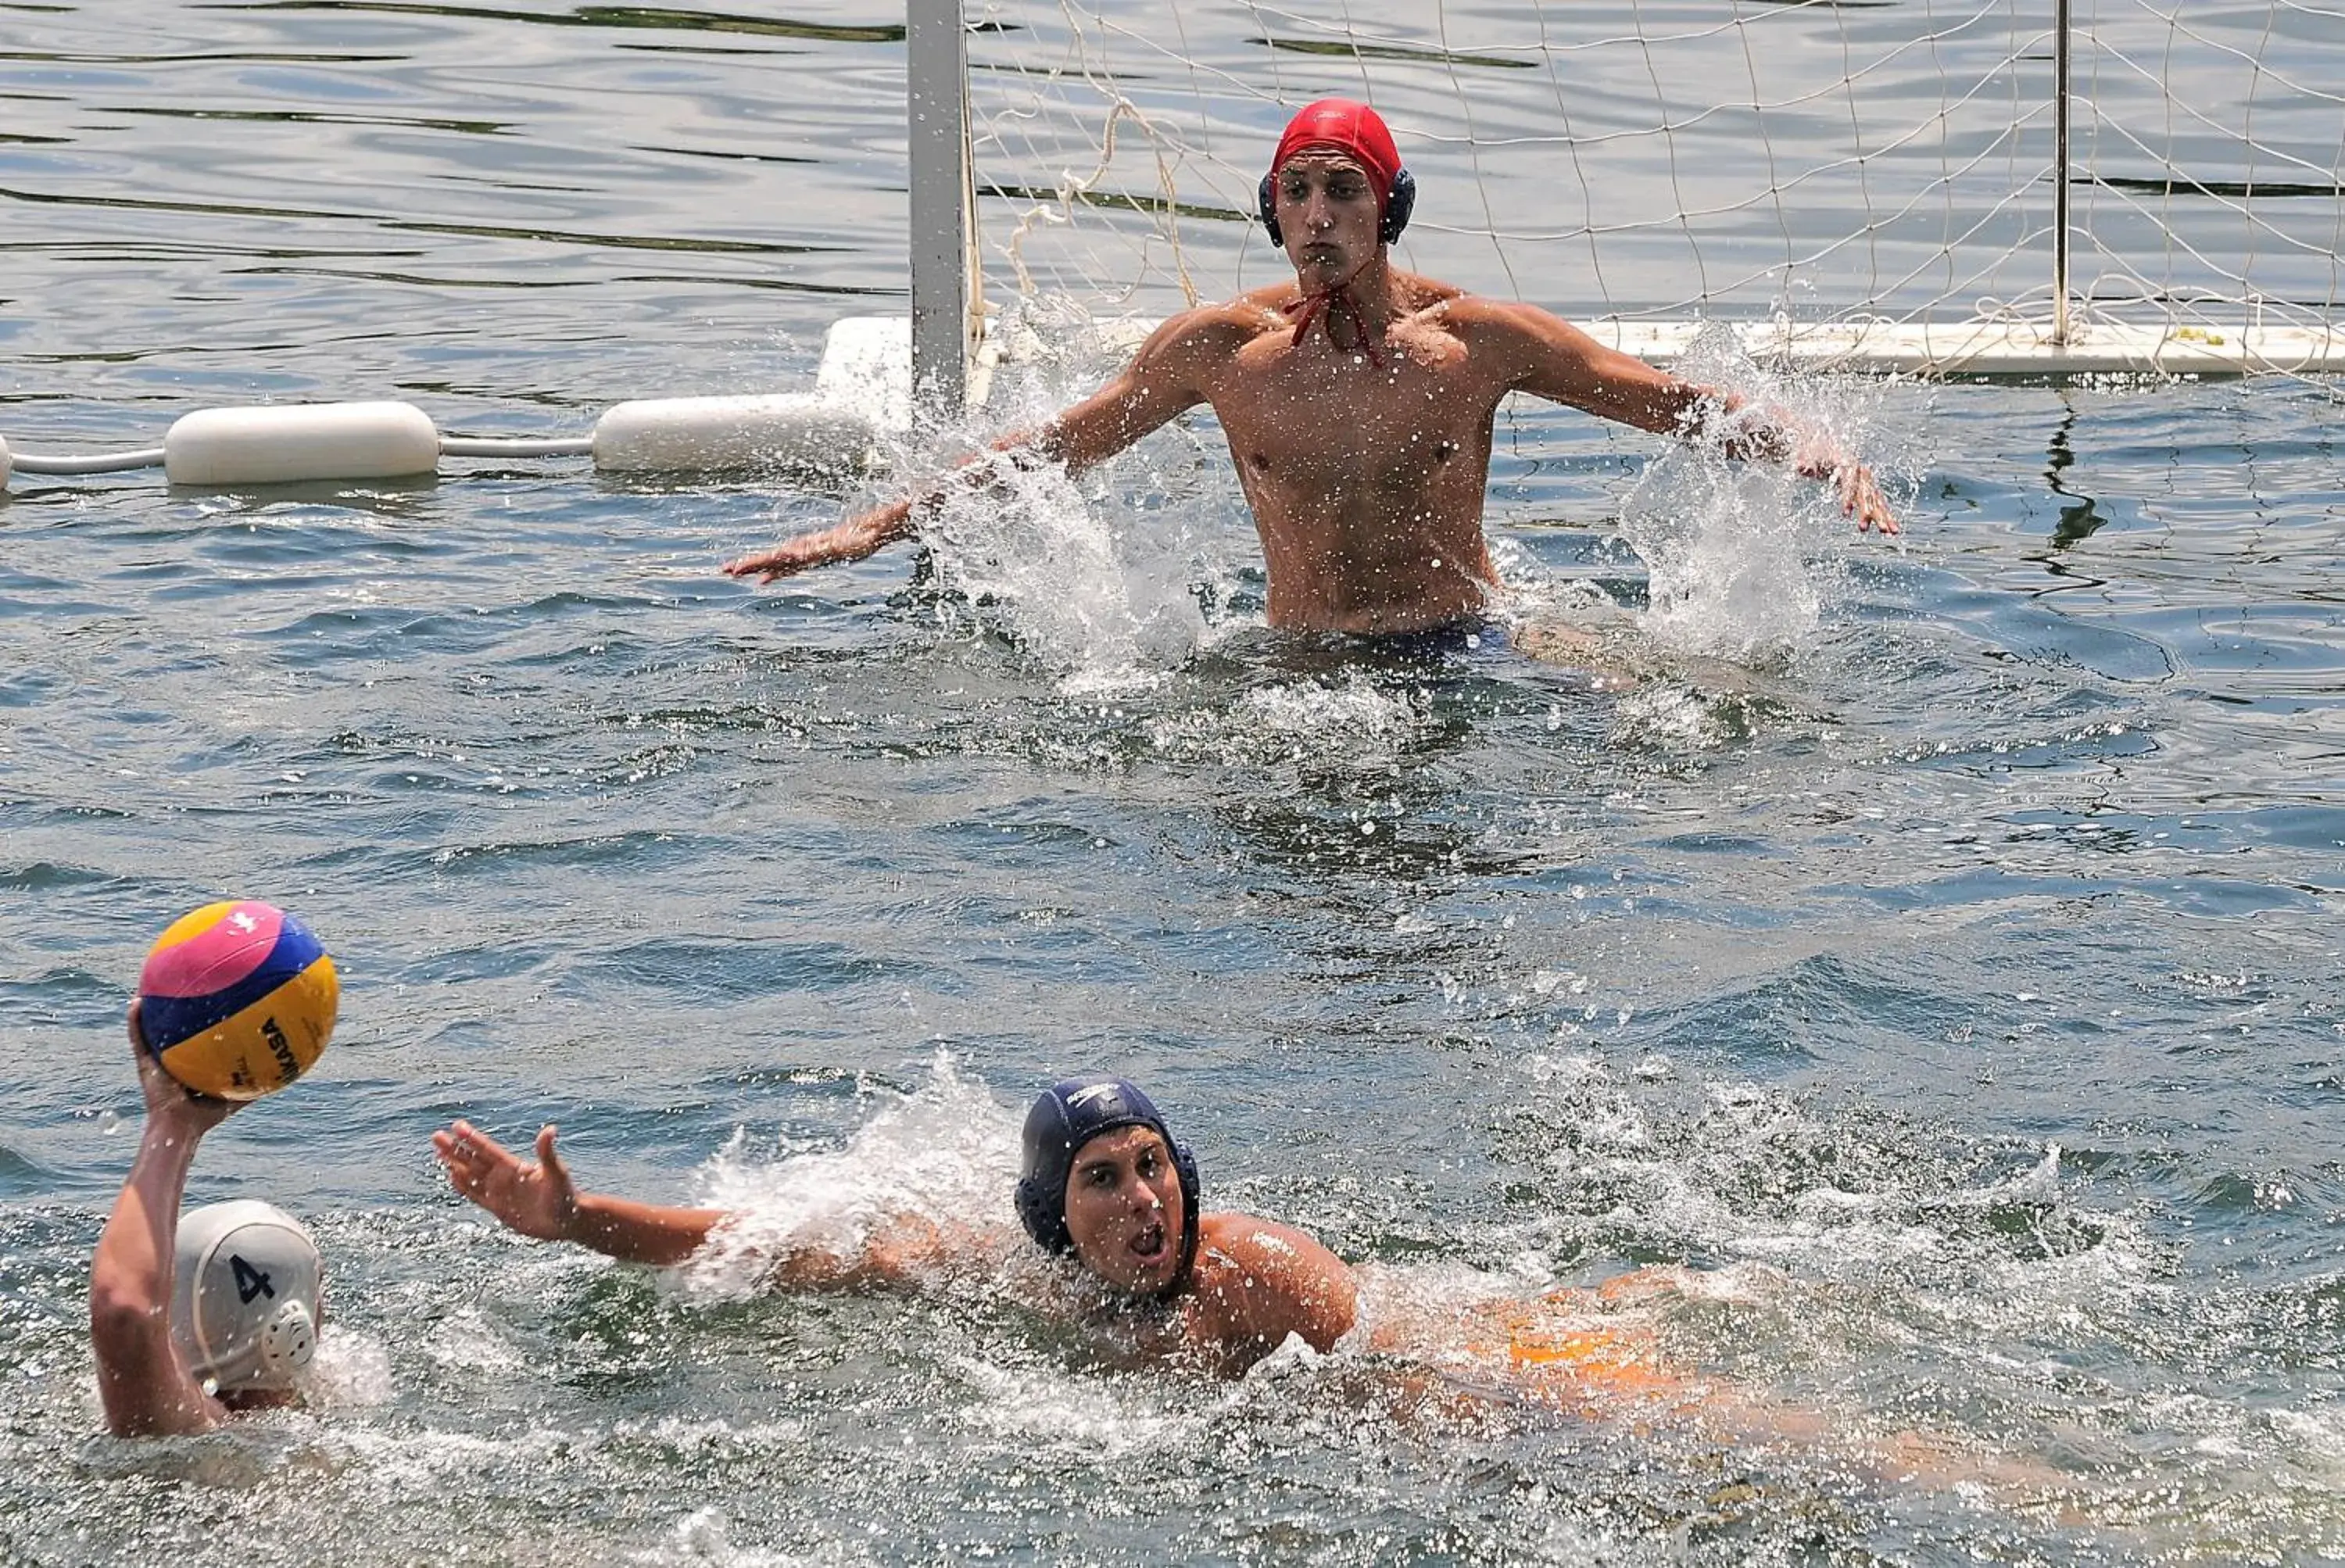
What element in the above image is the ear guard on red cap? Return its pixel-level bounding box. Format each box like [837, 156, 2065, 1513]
[1258, 166, 1416, 249]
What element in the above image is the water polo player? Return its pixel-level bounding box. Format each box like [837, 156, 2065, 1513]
[725, 97, 1896, 635]
[89, 1003, 325, 1437]
[431, 1077, 2071, 1495]
[433, 1074, 1355, 1370]
[439, 1074, 1713, 1401]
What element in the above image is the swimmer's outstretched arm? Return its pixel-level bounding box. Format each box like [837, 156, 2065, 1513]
[1463, 299, 1899, 535]
[431, 1121, 977, 1287]
[89, 1004, 241, 1437]
[434, 1121, 722, 1268]
[721, 310, 1222, 585]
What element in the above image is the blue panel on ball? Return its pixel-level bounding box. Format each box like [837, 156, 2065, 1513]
[141, 922, 326, 1050]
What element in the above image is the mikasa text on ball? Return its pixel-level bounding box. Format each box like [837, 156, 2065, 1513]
[137, 900, 338, 1100]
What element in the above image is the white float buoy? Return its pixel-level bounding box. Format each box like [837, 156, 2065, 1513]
[163, 401, 441, 486]
[589, 392, 875, 474]
[814, 316, 915, 436]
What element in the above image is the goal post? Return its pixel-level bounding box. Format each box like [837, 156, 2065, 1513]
[907, 0, 981, 416]
[900, 0, 2345, 386]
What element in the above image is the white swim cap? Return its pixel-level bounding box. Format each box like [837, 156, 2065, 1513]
[170, 1200, 322, 1393]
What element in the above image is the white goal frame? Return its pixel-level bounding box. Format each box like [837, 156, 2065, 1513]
[905, 0, 2345, 396]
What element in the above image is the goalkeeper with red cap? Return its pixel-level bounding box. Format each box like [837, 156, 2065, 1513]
[726, 98, 1898, 638]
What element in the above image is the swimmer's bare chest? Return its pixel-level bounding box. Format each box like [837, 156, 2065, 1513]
[1199, 321, 1505, 628]
[1209, 326, 1502, 556]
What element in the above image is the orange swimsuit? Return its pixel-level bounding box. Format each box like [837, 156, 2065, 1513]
[1455, 1292, 1691, 1415]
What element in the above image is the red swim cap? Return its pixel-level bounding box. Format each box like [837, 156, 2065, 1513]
[1271, 98, 1403, 209]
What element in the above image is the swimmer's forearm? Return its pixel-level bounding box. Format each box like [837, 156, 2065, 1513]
[94, 1120, 197, 1319]
[757, 1215, 979, 1293]
[724, 418, 1108, 584]
[837, 428, 1070, 544]
[91, 1121, 217, 1436]
[726, 433, 1055, 582]
[564, 1192, 726, 1268]
[914, 428, 1072, 498]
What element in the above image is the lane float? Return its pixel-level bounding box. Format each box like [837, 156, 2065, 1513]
[0, 317, 915, 492]
[589, 393, 874, 474]
[163, 401, 440, 486]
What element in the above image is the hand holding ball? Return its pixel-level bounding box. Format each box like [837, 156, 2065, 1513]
[138, 900, 338, 1101]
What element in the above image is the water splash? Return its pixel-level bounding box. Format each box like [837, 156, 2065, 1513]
[1510, 1050, 2136, 1285]
[681, 1058, 1020, 1302]
[865, 306, 1902, 690]
[949, 1352, 1200, 1459]
[1618, 324, 1899, 664]
[304, 1330, 393, 1408]
[886, 299, 1247, 687]
[627, 1505, 838, 1566]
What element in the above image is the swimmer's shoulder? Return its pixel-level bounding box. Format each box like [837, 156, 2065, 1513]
[1396, 267, 1470, 314]
[1421, 287, 1577, 341]
[1110, 294, 1289, 392]
[1229, 279, 1309, 324]
[1398, 278, 1571, 365]
[1417, 291, 1621, 388]
[1196, 1209, 1330, 1263]
[1145, 288, 1294, 353]
[1187, 1212, 1359, 1356]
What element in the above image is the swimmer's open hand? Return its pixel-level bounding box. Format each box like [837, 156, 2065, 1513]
[434, 1119, 579, 1243]
[1792, 440, 1899, 535]
[722, 499, 915, 584]
[1831, 460, 1899, 535]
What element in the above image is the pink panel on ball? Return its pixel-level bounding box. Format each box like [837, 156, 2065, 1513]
[138, 900, 285, 997]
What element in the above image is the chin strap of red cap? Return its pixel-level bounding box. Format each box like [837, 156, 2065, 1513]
[1281, 256, 1385, 368]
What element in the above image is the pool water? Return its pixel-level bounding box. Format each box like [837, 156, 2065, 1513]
[3, 4, 2342, 1564]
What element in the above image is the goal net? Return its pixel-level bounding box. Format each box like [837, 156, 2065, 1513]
[958, 0, 2345, 374]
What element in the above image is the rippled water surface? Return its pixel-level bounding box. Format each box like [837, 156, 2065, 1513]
[4, 4, 2343, 1566]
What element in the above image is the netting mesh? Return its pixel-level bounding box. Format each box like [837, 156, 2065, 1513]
[964, 0, 2345, 338]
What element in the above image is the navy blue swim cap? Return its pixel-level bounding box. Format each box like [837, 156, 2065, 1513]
[1015, 1076, 1201, 1294]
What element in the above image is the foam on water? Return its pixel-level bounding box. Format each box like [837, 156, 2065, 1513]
[417, 1301, 537, 1377]
[324, 1419, 581, 1486]
[2272, 1404, 2345, 1470]
[682, 1058, 1021, 1302]
[627, 1505, 870, 1567]
[1513, 1050, 2144, 1288]
[1143, 670, 1426, 769]
[303, 1330, 392, 1408]
[950, 1351, 1202, 1458]
[1601, 676, 1805, 754]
